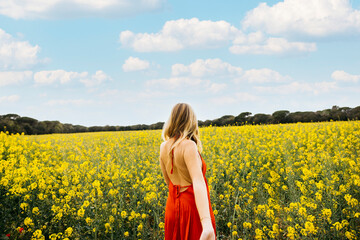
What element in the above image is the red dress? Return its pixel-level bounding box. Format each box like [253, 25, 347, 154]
[164, 148, 217, 240]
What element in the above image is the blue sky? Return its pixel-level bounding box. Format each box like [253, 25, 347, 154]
[0, 0, 360, 126]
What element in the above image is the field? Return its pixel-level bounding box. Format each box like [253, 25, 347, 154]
[1, 121, 360, 239]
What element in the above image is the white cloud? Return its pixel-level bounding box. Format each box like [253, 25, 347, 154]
[0, 95, 20, 103]
[255, 81, 338, 95]
[172, 58, 242, 77]
[0, 28, 42, 70]
[45, 99, 94, 106]
[146, 59, 292, 92]
[80, 70, 112, 87]
[242, 0, 360, 37]
[146, 58, 242, 91]
[331, 70, 360, 82]
[119, 18, 317, 55]
[122, 56, 150, 72]
[237, 68, 292, 83]
[230, 34, 316, 55]
[34, 70, 87, 85]
[119, 18, 240, 52]
[0, 0, 165, 19]
[0, 71, 33, 86]
[34, 69, 111, 87]
[207, 83, 227, 93]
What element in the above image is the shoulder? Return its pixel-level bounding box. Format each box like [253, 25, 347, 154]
[160, 141, 167, 153]
[181, 139, 198, 152]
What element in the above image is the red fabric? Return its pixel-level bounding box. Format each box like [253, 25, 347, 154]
[165, 148, 216, 240]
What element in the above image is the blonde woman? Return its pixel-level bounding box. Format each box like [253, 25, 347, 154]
[159, 103, 216, 240]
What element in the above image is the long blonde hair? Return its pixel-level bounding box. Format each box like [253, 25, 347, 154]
[161, 103, 202, 158]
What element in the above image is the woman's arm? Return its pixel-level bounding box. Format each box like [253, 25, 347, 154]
[183, 141, 215, 240]
[159, 142, 170, 185]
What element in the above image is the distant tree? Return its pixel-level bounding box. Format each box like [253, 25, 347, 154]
[329, 105, 351, 121]
[16, 117, 38, 125]
[1, 105, 360, 135]
[250, 113, 271, 125]
[288, 111, 320, 123]
[316, 109, 331, 121]
[202, 120, 212, 127]
[212, 115, 235, 126]
[349, 106, 360, 120]
[272, 110, 290, 123]
[1, 114, 20, 120]
[234, 112, 252, 125]
[149, 122, 164, 130]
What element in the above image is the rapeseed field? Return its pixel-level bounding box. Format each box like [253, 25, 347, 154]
[1, 121, 360, 239]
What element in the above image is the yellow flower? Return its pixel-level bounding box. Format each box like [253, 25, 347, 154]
[77, 208, 85, 218]
[83, 200, 90, 208]
[124, 231, 129, 237]
[255, 229, 264, 240]
[159, 222, 165, 229]
[345, 231, 356, 240]
[20, 202, 28, 211]
[65, 227, 73, 237]
[31, 229, 45, 240]
[86, 217, 92, 225]
[24, 217, 34, 227]
[105, 223, 111, 233]
[32, 207, 40, 215]
[243, 222, 252, 229]
[287, 226, 296, 240]
[304, 221, 317, 235]
[121, 210, 127, 218]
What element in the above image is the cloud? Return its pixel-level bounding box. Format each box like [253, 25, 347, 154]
[237, 68, 292, 83]
[230, 32, 316, 55]
[0, 95, 20, 103]
[146, 59, 292, 92]
[0, 28, 43, 70]
[119, 18, 317, 55]
[0, 0, 165, 19]
[119, 18, 240, 52]
[122, 56, 150, 72]
[34, 69, 111, 87]
[80, 70, 112, 87]
[172, 58, 242, 77]
[34, 70, 87, 85]
[146, 58, 242, 92]
[242, 0, 360, 37]
[331, 70, 360, 82]
[45, 99, 94, 106]
[255, 81, 338, 95]
[0, 71, 33, 86]
[207, 83, 227, 93]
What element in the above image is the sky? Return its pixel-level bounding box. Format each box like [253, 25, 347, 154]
[0, 0, 360, 127]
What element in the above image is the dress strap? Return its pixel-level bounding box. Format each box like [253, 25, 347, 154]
[171, 148, 174, 174]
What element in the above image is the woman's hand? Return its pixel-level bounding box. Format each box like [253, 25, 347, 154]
[200, 219, 215, 240]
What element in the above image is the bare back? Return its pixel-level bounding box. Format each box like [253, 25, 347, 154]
[160, 138, 202, 191]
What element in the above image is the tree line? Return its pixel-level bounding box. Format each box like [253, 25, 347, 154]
[1, 105, 359, 135]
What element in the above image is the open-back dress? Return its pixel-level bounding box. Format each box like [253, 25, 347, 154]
[164, 146, 217, 240]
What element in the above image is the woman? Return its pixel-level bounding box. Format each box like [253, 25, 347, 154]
[159, 103, 216, 240]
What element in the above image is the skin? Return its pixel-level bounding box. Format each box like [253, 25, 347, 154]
[160, 138, 215, 240]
